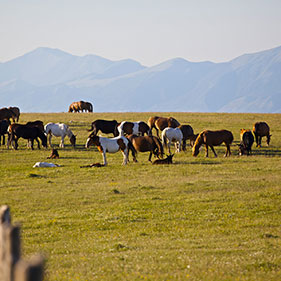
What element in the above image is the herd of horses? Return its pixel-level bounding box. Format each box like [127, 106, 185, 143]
[0, 106, 272, 166]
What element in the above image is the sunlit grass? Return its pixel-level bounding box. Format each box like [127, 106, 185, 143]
[0, 112, 280, 280]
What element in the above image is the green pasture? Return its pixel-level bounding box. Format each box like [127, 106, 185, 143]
[0, 112, 280, 281]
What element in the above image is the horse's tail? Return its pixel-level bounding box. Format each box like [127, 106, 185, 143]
[154, 137, 164, 158]
[89, 103, 93, 112]
[127, 139, 137, 162]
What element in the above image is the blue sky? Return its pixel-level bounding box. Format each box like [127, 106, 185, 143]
[1, 0, 281, 65]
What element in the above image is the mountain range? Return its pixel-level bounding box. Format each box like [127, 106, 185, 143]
[1, 46, 281, 113]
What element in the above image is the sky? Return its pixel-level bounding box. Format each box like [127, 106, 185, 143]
[1, 0, 281, 66]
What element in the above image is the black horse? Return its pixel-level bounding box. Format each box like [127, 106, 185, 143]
[0, 119, 10, 145]
[88, 119, 119, 137]
[8, 124, 47, 150]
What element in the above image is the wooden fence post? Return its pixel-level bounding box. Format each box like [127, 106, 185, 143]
[0, 206, 44, 281]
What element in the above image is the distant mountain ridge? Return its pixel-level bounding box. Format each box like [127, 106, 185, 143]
[0, 46, 281, 113]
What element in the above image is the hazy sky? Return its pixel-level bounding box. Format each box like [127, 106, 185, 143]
[1, 0, 281, 66]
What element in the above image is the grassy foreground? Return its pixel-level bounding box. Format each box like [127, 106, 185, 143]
[0, 112, 280, 281]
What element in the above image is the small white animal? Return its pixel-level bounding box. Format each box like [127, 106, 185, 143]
[33, 162, 61, 168]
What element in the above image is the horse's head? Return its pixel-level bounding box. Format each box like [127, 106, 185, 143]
[237, 143, 246, 156]
[70, 134, 76, 147]
[40, 133, 48, 149]
[85, 133, 99, 148]
[167, 154, 174, 163]
[192, 134, 202, 157]
[267, 134, 272, 145]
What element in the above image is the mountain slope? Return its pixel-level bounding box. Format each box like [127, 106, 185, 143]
[0, 46, 281, 113]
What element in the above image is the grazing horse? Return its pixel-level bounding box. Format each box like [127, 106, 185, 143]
[8, 107, 20, 122]
[44, 123, 76, 148]
[85, 132, 137, 166]
[149, 116, 180, 137]
[0, 108, 17, 123]
[68, 101, 93, 112]
[178, 125, 194, 150]
[252, 122, 271, 147]
[238, 129, 254, 156]
[7, 124, 47, 150]
[117, 121, 151, 136]
[127, 134, 164, 162]
[162, 127, 183, 154]
[192, 130, 233, 157]
[152, 154, 174, 165]
[0, 119, 10, 145]
[26, 120, 44, 132]
[88, 119, 119, 137]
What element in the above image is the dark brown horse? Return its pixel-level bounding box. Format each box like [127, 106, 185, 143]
[252, 122, 271, 147]
[0, 119, 10, 145]
[192, 130, 233, 157]
[8, 106, 20, 122]
[148, 116, 180, 137]
[88, 119, 119, 137]
[0, 108, 17, 123]
[152, 154, 174, 165]
[238, 129, 254, 156]
[7, 124, 47, 150]
[26, 120, 45, 132]
[178, 124, 194, 150]
[127, 134, 164, 162]
[117, 121, 151, 136]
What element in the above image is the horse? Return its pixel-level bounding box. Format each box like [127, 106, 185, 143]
[252, 122, 271, 147]
[0, 108, 17, 123]
[127, 134, 164, 162]
[8, 107, 20, 122]
[25, 120, 45, 132]
[0, 119, 10, 145]
[44, 123, 76, 148]
[7, 124, 47, 150]
[178, 124, 194, 150]
[117, 121, 151, 136]
[238, 129, 254, 156]
[152, 154, 174, 165]
[162, 127, 183, 154]
[68, 101, 93, 112]
[192, 130, 233, 157]
[88, 119, 119, 137]
[85, 132, 137, 166]
[148, 116, 180, 137]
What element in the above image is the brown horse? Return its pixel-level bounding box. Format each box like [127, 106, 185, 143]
[127, 134, 164, 162]
[178, 124, 194, 150]
[148, 116, 180, 137]
[238, 129, 254, 156]
[152, 154, 174, 165]
[252, 122, 271, 147]
[192, 130, 233, 157]
[0, 108, 17, 122]
[88, 119, 119, 137]
[68, 101, 93, 112]
[8, 107, 20, 122]
[117, 121, 151, 136]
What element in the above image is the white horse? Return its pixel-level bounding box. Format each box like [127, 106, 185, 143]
[44, 123, 76, 148]
[85, 133, 137, 166]
[162, 127, 183, 154]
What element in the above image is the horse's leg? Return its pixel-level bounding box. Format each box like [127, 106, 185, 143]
[121, 148, 128, 165]
[210, 145, 217, 157]
[182, 139, 186, 151]
[148, 151, 153, 162]
[168, 141, 171, 154]
[224, 144, 230, 157]
[48, 134, 52, 147]
[30, 139, 34, 150]
[205, 145, 209, 157]
[60, 136, 65, 148]
[156, 128, 159, 138]
[102, 151, 107, 166]
[36, 138, 40, 149]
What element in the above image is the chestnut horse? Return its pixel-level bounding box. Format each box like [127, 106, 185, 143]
[85, 132, 137, 166]
[148, 116, 180, 137]
[68, 101, 93, 112]
[117, 121, 151, 136]
[252, 122, 271, 147]
[88, 119, 119, 137]
[192, 130, 233, 157]
[127, 134, 164, 162]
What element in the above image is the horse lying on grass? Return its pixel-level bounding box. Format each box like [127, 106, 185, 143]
[192, 130, 233, 157]
[152, 154, 174, 165]
[85, 132, 137, 166]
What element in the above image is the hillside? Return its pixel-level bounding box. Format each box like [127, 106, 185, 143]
[0, 46, 281, 113]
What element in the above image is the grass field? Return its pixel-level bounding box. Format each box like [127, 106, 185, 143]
[0, 112, 280, 281]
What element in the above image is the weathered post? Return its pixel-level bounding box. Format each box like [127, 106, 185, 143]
[0, 206, 21, 281]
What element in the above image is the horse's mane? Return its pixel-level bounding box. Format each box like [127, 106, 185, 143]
[193, 131, 204, 148]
